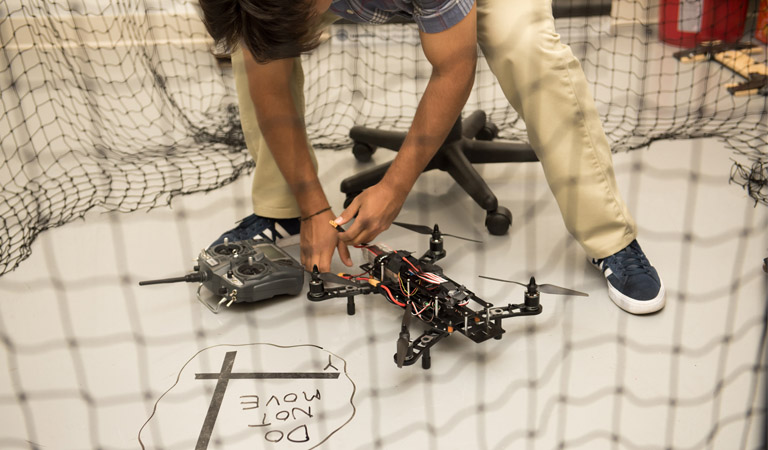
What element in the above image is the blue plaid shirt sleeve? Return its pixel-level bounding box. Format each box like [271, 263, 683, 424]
[414, 0, 475, 33]
[330, 0, 475, 34]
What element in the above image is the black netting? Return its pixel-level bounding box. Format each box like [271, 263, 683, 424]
[0, 2, 767, 448]
[2, 1, 767, 276]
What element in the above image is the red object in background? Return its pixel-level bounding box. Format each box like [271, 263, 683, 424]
[659, 0, 748, 47]
[756, 0, 768, 44]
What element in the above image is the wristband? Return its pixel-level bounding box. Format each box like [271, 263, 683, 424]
[301, 206, 331, 222]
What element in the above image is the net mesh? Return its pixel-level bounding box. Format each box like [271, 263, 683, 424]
[2, 0, 767, 276]
[0, 0, 250, 276]
[0, 0, 766, 448]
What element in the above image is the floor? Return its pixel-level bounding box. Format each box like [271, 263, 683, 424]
[1, 5, 767, 449]
[1, 135, 766, 449]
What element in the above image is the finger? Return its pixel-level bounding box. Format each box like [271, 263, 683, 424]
[301, 244, 315, 271]
[301, 252, 313, 272]
[338, 217, 365, 244]
[310, 255, 330, 273]
[346, 213, 387, 245]
[350, 227, 378, 246]
[300, 247, 308, 269]
[335, 196, 361, 225]
[337, 240, 352, 267]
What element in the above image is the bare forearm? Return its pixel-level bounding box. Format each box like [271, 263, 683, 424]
[254, 92, 328, 214]
[245, 55, 329, 216]
[380, 4, 478, 197]
[382, 64, 475, 195]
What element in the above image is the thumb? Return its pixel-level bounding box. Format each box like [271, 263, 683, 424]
[334, 197, 360, 225]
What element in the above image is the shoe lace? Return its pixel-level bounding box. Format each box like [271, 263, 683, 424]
[235, 214, 260, 227]
[227, 215, 268, 239]
[608, 242, 651, 277]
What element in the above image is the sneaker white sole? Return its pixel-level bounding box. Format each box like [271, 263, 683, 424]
[606, 279, 666, 315]
[251, 221, 300, 247]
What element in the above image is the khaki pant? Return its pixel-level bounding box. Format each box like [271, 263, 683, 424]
[232, 0, 637, 259]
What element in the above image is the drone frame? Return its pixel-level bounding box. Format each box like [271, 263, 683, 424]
[306, 228, 548, 369]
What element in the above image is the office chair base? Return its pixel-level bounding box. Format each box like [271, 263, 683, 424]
[485, 206, 512, 236]
[341, 111, 537, 236]
[352, 143, 376, 162]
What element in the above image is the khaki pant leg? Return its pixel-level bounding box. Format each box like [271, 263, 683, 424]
[231, 12, 339, 219]
[475, 0, 637, 258]
[232, 49, 311, 219]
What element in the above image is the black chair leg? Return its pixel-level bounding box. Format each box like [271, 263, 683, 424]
[349, 126, 407, 151]
[442, 143, 498, 212]
[340, 160, 393, 207]
[341, 110, 535, 235]
[461, 110, 487, 139]
[465, 140, 538, 164]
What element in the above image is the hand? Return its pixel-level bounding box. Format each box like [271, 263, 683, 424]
[335, 182, 408, 246]
[300, 209, 352, 272]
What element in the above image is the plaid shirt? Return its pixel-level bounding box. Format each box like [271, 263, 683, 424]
[329, 0, 475, 33]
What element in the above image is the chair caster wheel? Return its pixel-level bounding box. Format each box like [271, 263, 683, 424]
[476, 122, 499, 141]
[352, 142, 376, 162]
[485, 206, 512, 235]
[343, 192, 361, 208]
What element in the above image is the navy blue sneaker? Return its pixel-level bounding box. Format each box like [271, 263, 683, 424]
[591, 240, 665, 314]
[210, 214, 300, 247]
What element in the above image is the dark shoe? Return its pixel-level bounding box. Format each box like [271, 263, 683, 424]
[591, 240, 665, 314]
[210, 214, 300, 247]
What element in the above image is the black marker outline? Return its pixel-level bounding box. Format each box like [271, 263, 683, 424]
[194, 351, 342, 449]
[196, 351, 236, 450]
[196, 372, 340, 380]
[138, 343, 356, 450]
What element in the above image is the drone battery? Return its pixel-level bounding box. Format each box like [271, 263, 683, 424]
[360, 244, 397, 281]
[360, 243, 392, 264]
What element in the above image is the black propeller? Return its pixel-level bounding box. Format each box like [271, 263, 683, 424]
[308, 265, 357, 287]
[392, 222, 482, 243]
[395, 304, 414, 368]
[479, 275, 588, 297]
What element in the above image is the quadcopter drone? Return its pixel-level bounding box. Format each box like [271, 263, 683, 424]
[307, 222, 588, 370]
[138, 220, 588, 369]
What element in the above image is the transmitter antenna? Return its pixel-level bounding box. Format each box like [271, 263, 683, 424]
[139, 273, 204, 286]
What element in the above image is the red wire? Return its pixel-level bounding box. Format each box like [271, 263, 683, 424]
[349, 267, 372, 278]
[380, 285, 405, 307]
[403, 257, 420, 273]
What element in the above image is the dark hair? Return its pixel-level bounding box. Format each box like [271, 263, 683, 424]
[198, 0, 322, 62]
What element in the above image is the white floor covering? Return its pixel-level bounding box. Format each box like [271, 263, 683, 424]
[1, 136, 766, 449]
